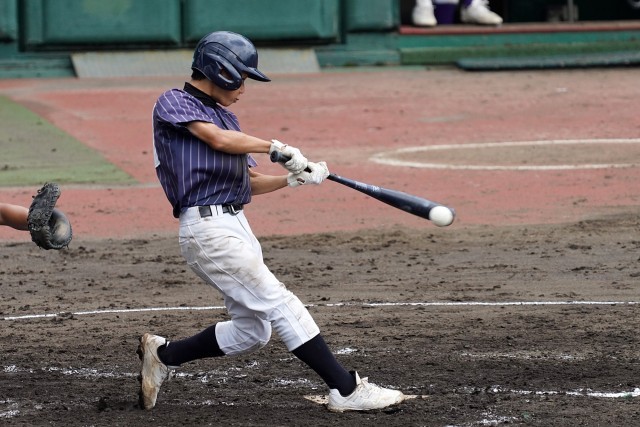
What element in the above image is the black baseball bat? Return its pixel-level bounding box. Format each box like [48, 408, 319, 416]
[270, 151, 455, 226]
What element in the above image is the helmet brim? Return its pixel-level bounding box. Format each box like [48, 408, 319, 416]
[246, 67, 270, 83]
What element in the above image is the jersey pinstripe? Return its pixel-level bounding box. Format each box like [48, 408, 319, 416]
[152, 88, 256, 218]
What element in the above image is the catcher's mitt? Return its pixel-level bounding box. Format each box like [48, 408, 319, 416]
[28, 182, 73, 250]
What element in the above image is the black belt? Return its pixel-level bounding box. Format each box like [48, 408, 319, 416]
[198, 204, 243, 217]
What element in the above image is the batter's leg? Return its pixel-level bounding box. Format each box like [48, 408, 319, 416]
[292, 334, 356, 396]
[156, 324, 224, 366]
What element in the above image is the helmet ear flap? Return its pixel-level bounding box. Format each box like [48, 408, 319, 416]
[201, 53, 243, 90]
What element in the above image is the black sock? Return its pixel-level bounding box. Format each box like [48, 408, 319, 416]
[292, 334, 356, 396]
[157, 324, 224, 366]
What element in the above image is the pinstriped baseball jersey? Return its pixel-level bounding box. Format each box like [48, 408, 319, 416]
[152, 86, 257, 218]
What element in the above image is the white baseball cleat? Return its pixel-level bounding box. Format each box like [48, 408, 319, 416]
[412, 1, 437, 27]
[137, 333, 173, 410]
[327, 372, 406, 412]
[461, 0, 503, 25]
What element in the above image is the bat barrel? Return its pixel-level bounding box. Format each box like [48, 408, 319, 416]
[270, 150, 455, 226]
[328, 174, 439, 221]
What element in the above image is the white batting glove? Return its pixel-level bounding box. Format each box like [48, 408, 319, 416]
[270, 139, 308, 174]
[287, 161, 330, 187]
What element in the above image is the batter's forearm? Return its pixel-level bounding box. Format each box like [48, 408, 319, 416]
[187, 121, 271, 154]
[250, 174, 288, 195]
[216, 130, 272, 154]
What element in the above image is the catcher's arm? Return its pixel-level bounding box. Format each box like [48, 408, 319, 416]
[0, 203, 29, 230]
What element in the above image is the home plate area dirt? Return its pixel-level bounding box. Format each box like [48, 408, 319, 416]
[2, 212, 639, 426]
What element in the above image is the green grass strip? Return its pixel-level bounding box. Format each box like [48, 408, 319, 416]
[0, 95, 134, 187]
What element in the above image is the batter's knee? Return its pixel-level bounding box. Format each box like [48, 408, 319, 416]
[244, 322, 271, 353]
[271, 294, 320, 351]
[216, 318, 272, 356]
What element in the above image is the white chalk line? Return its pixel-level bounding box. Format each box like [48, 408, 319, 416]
[6, 386, 637, 424]
[370, 138, 640, 170]
[3, 362, 638, 400]
[3, 300, 639, 321]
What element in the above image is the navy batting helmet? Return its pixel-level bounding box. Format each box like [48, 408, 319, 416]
[192, 31, 270, 91]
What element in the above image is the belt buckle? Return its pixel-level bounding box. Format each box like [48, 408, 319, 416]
[227, 204, 240, 216]
[198, 206, 212, 218]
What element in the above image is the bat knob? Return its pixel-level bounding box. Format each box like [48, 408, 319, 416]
[270, 151, 289, 164]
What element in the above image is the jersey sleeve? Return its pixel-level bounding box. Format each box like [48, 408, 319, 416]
[154, 89, 212, 127]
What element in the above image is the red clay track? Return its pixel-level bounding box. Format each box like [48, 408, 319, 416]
[1, 68, 638, 241]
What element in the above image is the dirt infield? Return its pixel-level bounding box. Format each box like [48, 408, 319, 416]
[2, 214, 639, 426]
[1, 67, 639, 426]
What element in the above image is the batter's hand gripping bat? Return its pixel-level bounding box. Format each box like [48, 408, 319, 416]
[270, 151, 456, 227]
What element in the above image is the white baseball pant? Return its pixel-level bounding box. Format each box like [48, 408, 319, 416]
[178, 205, 320, 356]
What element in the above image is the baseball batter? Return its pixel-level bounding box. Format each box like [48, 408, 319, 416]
[138, 31, 406, 412]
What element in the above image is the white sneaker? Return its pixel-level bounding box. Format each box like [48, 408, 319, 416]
[461, 0, 503, 25]
[412, 2, 437, 27]
[137, 333, 173, 410]
[327, 372, 406, 412]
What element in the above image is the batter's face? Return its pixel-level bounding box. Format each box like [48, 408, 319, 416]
[208, 71, 247, 107]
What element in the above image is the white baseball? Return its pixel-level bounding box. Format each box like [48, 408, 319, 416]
[429, 205, 454, 227]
